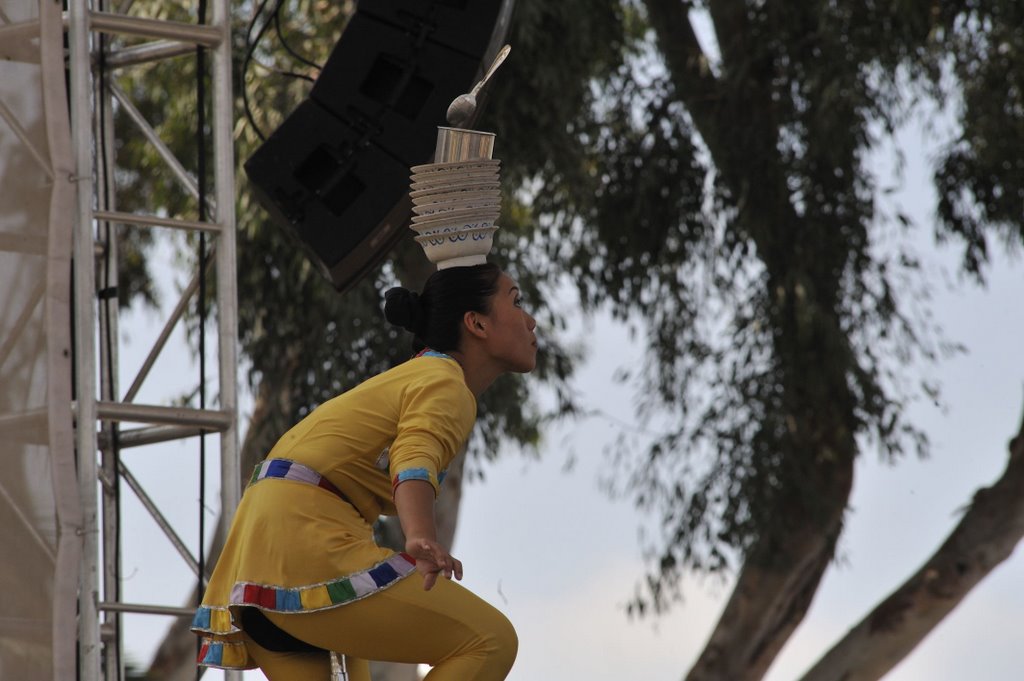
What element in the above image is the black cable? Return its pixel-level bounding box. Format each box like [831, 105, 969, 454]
[242, 0, 324, 140]
[96, 5, 125, 678]
[272, 7, 322, 72]
[273, 69, 315, 83]
[241, 0, 279, 141]
[244, 0, 276, 57]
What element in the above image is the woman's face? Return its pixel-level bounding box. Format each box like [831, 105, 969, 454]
[481, 273, 538, 373]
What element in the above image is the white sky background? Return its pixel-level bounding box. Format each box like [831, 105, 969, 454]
[109, 108, 1024, 680]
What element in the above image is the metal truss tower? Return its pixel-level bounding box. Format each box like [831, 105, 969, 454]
[66, 1, 241, 679]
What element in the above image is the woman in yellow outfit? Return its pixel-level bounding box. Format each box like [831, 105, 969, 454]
[192, 262, 537, 680]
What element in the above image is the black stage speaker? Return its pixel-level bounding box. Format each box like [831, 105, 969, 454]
[244, 0, 515, 293]
[309, 11, 481, 167]
[356, 0, 508, 63]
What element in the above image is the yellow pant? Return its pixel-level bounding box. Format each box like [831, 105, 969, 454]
[245, 573, 517, 681]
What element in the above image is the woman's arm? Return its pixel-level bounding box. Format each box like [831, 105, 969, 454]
[394, 479, 463, 590]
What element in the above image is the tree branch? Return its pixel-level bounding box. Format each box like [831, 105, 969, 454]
[643, 0, 797, 261]
[642, 0, 720, 143]
[686, 458, 854, 681]
[798, 403, 1024, 681]
[706, 0, 749, 73]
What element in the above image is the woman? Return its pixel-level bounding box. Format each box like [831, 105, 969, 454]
[192, 262, 537, 680]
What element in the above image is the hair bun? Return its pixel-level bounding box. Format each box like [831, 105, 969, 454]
[383, 287, 422, 333]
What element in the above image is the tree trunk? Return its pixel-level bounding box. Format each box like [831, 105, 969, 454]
[799, 405, 1024, 681]
[685, 453, 854, 681]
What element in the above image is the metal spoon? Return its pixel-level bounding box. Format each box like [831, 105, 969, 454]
[446, 44, 512, 128]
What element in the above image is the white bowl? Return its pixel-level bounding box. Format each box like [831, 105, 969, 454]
[412, 197, 502, 214]
[411, 207, 501, 226]
[412, 202, 501, 219]
[410, 203, 502, 217]
[410, 201, 501, 215]
[411, 188, 501, 203]
[414, 225, 497, 243]
[412, 200, 501, 218]
[408, 182, 501, 199]
[410, 169, 501, 188]
[410, 159, 500, 175]
[410, 178, 501, 192]
[414, 226, 499, 269]
[410, 215, 499, 236]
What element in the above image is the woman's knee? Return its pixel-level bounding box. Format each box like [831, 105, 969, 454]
[481, 609, 518, 672]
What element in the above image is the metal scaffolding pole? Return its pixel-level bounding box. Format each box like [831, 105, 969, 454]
[66, 0, 240, 679]
[68, 4, 101, 679]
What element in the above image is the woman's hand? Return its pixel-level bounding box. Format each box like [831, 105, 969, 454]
[405, 537, 463, 591]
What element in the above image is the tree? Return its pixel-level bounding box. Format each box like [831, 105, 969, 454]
[477, 1, 1024, 679]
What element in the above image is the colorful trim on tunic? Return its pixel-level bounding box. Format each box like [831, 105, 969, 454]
[193, 463, 419, 670]
[192, 551, 417, 629]
[416, 348, 455, 360]
[196, 639, 249, 669]
[193, 552, 417, 669]
[392, 466, 447, 490]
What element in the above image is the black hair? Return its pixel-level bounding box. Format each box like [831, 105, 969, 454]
[384, 263, 503, 353]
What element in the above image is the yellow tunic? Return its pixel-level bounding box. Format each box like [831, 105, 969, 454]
[192, 352, 476, 669]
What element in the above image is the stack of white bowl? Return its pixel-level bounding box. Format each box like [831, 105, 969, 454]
[408, 158, 501, 269]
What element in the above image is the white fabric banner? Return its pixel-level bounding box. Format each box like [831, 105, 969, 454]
[0, 1, 79, 679]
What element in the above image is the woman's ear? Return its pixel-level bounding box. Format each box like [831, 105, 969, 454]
[463, 311, 488, 339]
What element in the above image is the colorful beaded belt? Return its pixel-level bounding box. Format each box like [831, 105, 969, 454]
[248, 458, 349, 503]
